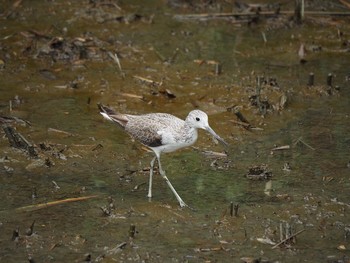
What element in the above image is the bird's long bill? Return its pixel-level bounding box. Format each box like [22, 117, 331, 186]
[205, 126, 228, 146]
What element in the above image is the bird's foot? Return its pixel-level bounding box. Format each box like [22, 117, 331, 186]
[179, 200, 196, 211]
[179, 200, 187, 208]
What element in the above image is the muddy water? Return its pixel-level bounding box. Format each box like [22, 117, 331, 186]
[0, 1, 350, 262]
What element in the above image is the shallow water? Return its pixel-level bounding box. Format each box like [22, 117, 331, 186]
[1, 1, 350, 262]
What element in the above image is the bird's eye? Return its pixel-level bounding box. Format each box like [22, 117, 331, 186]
[196, 117, 200, 121]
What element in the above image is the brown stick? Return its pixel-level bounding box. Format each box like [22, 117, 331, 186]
[15, 195, 99, 212]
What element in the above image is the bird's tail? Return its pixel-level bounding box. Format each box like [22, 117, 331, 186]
[97, 103, 128, 128]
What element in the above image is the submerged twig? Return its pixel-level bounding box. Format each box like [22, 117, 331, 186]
[293, 137, 315, 150]
[229, 120, 251, 129]
[227, 106, 253, 130]
[174, 11, 350, 21]
[169, 48, 179, 64]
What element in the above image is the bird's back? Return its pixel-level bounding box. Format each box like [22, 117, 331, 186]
[125, 113, 185, 148]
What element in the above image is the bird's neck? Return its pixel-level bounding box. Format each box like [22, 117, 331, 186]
[183, 123, 198, 144]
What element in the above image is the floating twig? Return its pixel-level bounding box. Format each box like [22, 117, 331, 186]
[194, 247, 223, 252]
[107, 242, 127, 255]
[201, 150, 227, 158]
[133, 75, 162, 86]
[15, 195, 98, 212]
[118, 92, 144, 100]
[250, 127, 264, 131]
[48, 127, 75, 137]
[272, 229, 305, 249]
[271, 145, 290, 151]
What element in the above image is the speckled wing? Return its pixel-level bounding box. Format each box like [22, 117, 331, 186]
[125, 113, 184, 148]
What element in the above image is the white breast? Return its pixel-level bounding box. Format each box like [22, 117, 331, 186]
[156, 128, 198, 153]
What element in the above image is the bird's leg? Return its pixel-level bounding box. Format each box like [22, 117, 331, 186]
[148, 156, 156, 199]
[156, 154, 188, 208]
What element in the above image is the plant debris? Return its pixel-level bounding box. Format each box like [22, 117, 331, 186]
[246, 164, 272, 180]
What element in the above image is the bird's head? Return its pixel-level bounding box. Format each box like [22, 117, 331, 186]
[186, 110, 228, 146]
